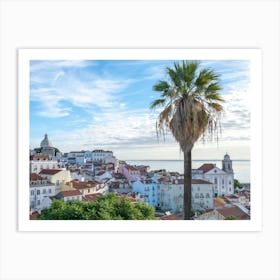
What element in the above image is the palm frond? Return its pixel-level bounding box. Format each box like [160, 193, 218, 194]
[150, 98, 166, 110]
[153, 80, 170, 92]
[151, 60, 224, 151]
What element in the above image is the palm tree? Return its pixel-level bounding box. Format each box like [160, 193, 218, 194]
[150, 61, 224, 220]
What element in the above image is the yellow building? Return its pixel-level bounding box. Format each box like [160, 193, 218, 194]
[39, 169, 71, 192]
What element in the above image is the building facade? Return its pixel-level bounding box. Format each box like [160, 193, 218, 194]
[30, 155, 58, 174]
[192, 154, 234, 197]
[30, 173, 56, 213]
[132, 179, 158, 207]
[158, 179, 214, 213]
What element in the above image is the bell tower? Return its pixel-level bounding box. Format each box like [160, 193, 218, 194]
[222, 153, 233, 173]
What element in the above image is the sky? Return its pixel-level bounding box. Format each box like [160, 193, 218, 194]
[30, 59, 251, 160]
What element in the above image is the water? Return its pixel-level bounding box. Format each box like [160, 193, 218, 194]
[125, 160, 250, 183]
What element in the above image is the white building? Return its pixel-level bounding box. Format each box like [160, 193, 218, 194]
[132, 178, 158, 207]
[92, 149, 113, 163]
[191, 179, 214, 210]
[67, 151, 86, 166]
[30, 155, 59, 174]
[158, 179, 214, 213]
[192, 154, 234, 197]
[30, 173, 56, 214]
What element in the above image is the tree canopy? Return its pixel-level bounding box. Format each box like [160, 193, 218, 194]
[234, 179, 243, 191]
[38, 193, 155, 220]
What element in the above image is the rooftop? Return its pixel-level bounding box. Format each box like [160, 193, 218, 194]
[39, 169, 63, 175]
[197, 164, 216, 173]
[216, 205, 250, 220]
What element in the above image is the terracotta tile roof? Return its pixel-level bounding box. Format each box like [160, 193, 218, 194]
[83, 193, 101, 202]
[59, 190, 82, 197]
[30, 155, 50, 160]
[72, 181, 97, 190]
[197, 164, 216, 173]
[214, 197, 226, 208]
[39, 169, 62, 175]
[30, 173, 44, 181]
[216, 206, 250, 220]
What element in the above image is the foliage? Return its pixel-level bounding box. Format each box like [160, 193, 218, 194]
[234, 179, 243, 191]
[34, 147, 42, 153]
[224, 215, 237, 220]
[54, 147, 61, 156]
[38, 193, 155, 220]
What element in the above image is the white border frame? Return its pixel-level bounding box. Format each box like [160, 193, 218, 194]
[18, 48, 262, 232]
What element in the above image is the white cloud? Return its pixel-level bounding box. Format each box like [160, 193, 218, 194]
[30, 60, 94, 72]
[30, 68, 132, 116]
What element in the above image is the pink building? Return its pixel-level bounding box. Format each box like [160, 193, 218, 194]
[118, 164, 140, 182]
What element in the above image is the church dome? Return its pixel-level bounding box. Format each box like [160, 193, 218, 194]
[40, 133, 53, 148]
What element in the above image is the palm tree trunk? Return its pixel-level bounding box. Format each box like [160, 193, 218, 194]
[183, 149, 192, 220]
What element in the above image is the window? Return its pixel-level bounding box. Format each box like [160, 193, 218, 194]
[222, 179, 224, 184]
[31, 190, 34, 196]
[88, 189, 90, 193]
[43, 189, 46, 194]
[214, 178, 217, 184]
[37, 190, 40, 195]
[48, 188, 52, 194]
[206, 193, 210, 198]
[229, 180, 232, 185]
[197, 187, 200, 191]
[200, 193, 204, 198]
[37, 200, 40, 205]
[195, 193, 199, 198]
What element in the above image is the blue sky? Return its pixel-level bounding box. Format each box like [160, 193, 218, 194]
[30, 59, 250, 160]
